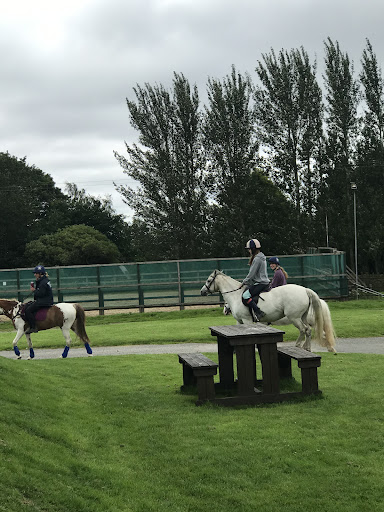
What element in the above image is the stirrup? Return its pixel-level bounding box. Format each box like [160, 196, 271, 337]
[252, 310, 265, 322]
[251, 310, 260, 323]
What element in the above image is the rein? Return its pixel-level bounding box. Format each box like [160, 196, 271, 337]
[222, 287, 242, 294]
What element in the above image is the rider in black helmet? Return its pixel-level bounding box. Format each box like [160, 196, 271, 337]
[24, 265, 54, 334]
[268, 256, 288, 288]
[240, 239, 270, 322]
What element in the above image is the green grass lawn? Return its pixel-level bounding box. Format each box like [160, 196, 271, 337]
[0, 352, 383, 512]
[0, 300, 383, 352]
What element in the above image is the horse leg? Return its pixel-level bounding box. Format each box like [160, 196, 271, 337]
[61, 325, 72, 358]
[12, 328, 25, 359]
[295, 330, 305, 348]
[302, 328, 312, 351]
[70, 308, 92, 356]
[291, 319, 312, 351]
[25, 334, 35, 360]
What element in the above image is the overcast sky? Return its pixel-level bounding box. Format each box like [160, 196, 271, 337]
[2, 0, 383, 220]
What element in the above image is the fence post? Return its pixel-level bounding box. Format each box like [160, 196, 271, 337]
[56, 268, 64, 303]
[300, 255, 305, 288]
[177, 261, 184, 310]
[16, 270, 22, 302]
[217, 259, 223, 304]
[97, 266, 104, 315]
[137, 264, 144, 313]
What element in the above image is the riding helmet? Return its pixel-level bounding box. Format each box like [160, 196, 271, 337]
[245, 239, 261, 250]
[33, 265, 46, 274]
[268, 256, 280, 265]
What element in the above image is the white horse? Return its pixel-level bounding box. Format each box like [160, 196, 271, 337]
[202, 270, 336, 353]
[223, 298, 337, 351]
[0, 299, 93, 359]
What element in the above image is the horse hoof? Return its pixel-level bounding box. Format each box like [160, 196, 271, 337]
[17, 356, 22, 360]
[88, 353, 93, 357]
[27, 356, 34, 360]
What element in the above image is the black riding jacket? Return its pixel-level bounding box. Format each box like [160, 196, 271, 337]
[33, 275, 54, 306]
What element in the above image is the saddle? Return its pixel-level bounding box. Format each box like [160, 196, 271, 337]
[20, 302, 52, 322]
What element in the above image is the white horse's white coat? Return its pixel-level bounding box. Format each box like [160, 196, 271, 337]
[202, 270, 336, 352]
[224, 298, 337, 352]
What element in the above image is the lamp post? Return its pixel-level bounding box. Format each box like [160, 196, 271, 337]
[350, 182, 358, 298]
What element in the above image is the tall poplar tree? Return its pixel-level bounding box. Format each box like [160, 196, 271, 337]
[115, 73, 208, 260]
[357, 39, 384, 271]
[255, 47, 323, 249]
[322, 38, 360, 256]
[203, 66, 260, 255]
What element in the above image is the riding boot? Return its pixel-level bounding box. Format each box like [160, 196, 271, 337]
[248, 300, 265, 322]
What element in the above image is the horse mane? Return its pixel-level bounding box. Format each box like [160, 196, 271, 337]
[216, 270, 239, 284]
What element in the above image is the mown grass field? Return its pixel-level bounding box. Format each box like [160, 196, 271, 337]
[0, 299, 383, 351]
[0, 300, 384, 511]
[0, 351, 383, 512]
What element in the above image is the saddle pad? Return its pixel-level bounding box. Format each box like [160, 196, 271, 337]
[21, 303, 52, 322]
[35, 308, 51, 322]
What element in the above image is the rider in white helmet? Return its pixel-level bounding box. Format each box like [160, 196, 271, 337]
[240, 239, 270, 321]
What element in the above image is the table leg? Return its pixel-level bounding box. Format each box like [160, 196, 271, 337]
[258, 344, 280, 394]
[217, 336, 235, 389]
[235, 344, 257, 396]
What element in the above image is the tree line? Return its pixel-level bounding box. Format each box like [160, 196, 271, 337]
[115, 38, 384, 272]
[2, 38, 384, 271]
[0, 154, 133, 269]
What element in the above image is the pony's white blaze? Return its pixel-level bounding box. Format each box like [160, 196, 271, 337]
[0, 299, 92, 359]
[201, 270, 336, 353]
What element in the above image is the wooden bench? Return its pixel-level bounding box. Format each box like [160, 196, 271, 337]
[178, 353, 218, 404]
[277, 346, 322, 395]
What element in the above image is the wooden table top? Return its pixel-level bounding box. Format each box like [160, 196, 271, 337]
[209, 324, 285, 339]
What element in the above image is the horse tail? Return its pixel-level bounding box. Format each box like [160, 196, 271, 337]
[72, 304, 90, 344]
[320, 300, 337, 353]
[306, 289, 324, 346]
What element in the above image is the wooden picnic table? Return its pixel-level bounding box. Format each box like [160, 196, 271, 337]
[210, 324, 283, 400]
[178, 324, 322, 406]
[208, 324, 321, 406]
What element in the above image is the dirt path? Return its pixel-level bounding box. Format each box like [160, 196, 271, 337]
[0, 337, 383, 360]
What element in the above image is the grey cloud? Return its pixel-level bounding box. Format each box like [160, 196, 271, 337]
[2, 0, 384, 220]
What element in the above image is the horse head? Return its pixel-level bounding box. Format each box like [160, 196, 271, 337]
[0, 299, 20, 318]
[200, 270, 222, 296]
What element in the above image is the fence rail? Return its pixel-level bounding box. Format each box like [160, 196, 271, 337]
[0, 254, 348, 314]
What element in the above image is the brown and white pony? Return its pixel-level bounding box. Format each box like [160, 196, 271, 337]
[0, 299, 92, 359]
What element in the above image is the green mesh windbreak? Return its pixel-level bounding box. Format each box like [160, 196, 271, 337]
[0, 253, 347, 310]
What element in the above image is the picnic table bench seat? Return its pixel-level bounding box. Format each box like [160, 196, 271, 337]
[277, 346, 322, 395]
[178, 353, 218, 404]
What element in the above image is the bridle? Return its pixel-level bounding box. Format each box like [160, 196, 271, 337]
[204, 270, 242, 295]
[0, 301, 22, 325]
[203, 270, 219, 293]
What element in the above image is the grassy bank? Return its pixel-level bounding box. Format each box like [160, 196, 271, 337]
[0, 352, 383, 511]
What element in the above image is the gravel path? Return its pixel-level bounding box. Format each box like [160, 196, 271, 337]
[0, 337, 383, 359]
